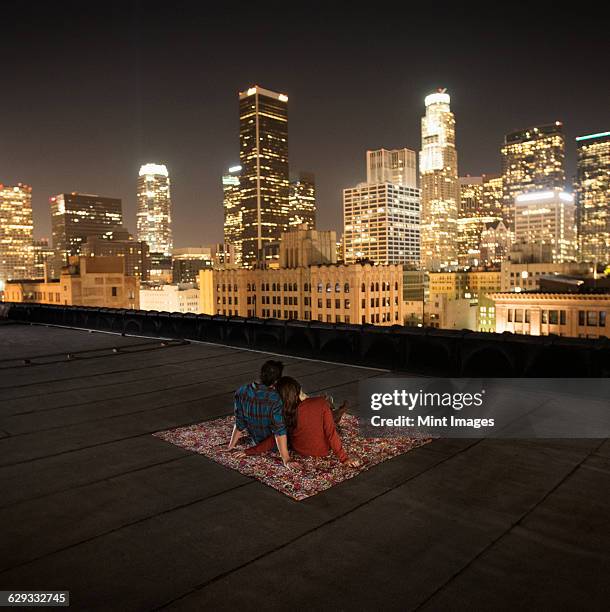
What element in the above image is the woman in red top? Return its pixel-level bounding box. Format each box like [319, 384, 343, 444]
[240, 376, 361, 467]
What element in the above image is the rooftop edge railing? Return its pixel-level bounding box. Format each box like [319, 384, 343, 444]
[1, 302, 609, 377]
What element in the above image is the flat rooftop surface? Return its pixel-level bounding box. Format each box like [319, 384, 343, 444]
[0, 323, 608, 610]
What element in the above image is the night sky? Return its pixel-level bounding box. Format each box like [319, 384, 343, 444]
[1, 2, 608, 246]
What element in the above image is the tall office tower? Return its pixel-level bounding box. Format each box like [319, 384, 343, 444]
[50, 192, 123, 275]
[31, 239, 54, 279]
[238, 85, 290, 267]
[367, 148, 417, 187]
[343, 150, 420, 266]
[222, 165, 242, 266]
[0, 183, 34, 283]
[575, 131, 610, 265]
[459, 177, 484, 216]
[136, 163, 173, 256]
[288, 172, 316, 229]
[419, 90, 459, 271]
[512, 189, 577, 263]
[501, 122, 566, 228]
[482, 174, 504, 219]
[457, 176, 504, 268]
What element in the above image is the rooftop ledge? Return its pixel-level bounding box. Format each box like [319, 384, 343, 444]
[2, 302, 609, 377]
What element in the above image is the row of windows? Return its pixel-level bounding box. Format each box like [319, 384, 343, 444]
[507, 308, 608, 327]
[217, 296, 238, 305]
[258, 295, 298, 306]
[578, 310, 607, 327]
[216, 281, 400, 293]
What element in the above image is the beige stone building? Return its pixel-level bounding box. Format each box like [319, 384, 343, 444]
[500, 261, 595, 292]
[279, 226, 336, 268]
[3, 256, 139, 309]
[429, 270, 502, 300]
[139, 284, 199, 313]
[200, 263, 404, 325]
[490, 291, 610, 338]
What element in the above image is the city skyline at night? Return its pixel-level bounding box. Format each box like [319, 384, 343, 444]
[0, 3, 607, 248]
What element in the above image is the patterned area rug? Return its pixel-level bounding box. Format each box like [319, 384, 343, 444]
[154, 415, 431, 501]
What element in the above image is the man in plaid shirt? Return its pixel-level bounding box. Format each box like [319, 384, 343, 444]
[227, 360, 297, 469]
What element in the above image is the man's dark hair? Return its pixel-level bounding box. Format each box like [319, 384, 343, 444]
[260, 360, 284, 386]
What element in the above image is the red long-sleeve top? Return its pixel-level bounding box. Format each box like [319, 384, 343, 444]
[245, 396, 348, 462]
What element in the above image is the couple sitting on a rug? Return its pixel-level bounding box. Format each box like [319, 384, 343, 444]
[227, 360, 361, 470]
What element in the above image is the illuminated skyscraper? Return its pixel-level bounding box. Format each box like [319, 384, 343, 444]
[0, 183, 34, 283]
[288, 172, 316, 229]
[501, 123, 566, 228]
[344, 149, 420, 266]
[576, 131, 610, 265]
[419, 90, 459, 271]
[223, 165, 243, 266]
[50, 192, 123, 277]
[457, 176, 504, 268]
[136, 163, 173, 257]
[238, 85, 290, 266]
[459, 177, 484, 217]
[482, 174, 504, 220]
[31, 239, 54, 279]
[512, 189, 577, 263]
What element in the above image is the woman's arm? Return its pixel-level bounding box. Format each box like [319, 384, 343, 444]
[322, 405, 348, 462]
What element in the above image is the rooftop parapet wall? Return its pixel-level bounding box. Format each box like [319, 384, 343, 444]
[2, 302, 609, 377]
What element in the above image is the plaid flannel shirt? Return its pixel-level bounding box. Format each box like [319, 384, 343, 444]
[234, 382, 286, 443]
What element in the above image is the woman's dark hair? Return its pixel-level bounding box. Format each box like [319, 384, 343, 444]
[275, 376, 301, 433]
[260, 360, 284, 386]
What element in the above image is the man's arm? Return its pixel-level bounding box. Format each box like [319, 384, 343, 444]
[227, 425, 246, 450]
[228, 389, 248, 450]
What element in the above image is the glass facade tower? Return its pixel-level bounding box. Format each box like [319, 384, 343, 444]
[576, 131, 610, 265]
[223, 165, 243, 266]
[288, 171, 316, 229]
[0, 183, 34, 283]
[501, 123, 566, 229]
[136, 163, 173, 257]
[50, 192, 123, 276]
[238, 85, 290, 267]
[419, 90, 459, 271]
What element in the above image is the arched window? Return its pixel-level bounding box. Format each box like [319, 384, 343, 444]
[344, 283, 350, 293]
[361, 283, 366, 292]
[246, 283, 251, 292]
[233, 284, 237, 292]
[317, 282, 323, 293]
[326, 283, 332, 293]
[335, 282, 341, 293]
[395, 281, 399, 291]
[375, 282, 379, 292]
[370, 283, 374, 292]
[283, 283, 288, 292]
